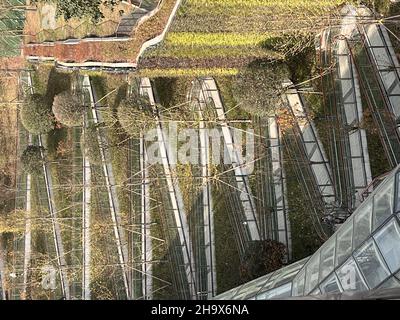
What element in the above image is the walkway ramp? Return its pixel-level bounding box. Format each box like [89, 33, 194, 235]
[199, 77, 261, 242]
[188, 79, 218, 298]
[139, 77, 197, 299]
[82, 75, 131, 299]
[317, 5, 372, 210]
[283, 81, 336, 206]
[266, 116, 292, 259]
[38, 135, 71, 300]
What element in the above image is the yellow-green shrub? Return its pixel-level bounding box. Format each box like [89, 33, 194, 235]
[137, 68, 239, 77]
[166, 32, 276, 47]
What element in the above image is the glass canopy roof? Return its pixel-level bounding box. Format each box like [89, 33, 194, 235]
[215, 165, 400, 300]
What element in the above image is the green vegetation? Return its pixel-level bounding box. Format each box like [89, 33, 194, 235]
[52, 91, 85, 127]
[166, 32, 277, 47]
[362, 101, 391, 178]
[138, 68, 239, 78]
[51, 0, 121, 22]
[81, 125, 102, 165]
[89, 73, 132, 220]
[213, 188, 242, 293]
[284, 151, 325, 260]
[0, 209, 28, 234]
[239, 240, 286, 283]
[140, 0, 343, 73]
[6, 0, 400, 300]
[147, 46, 282, 60]
[148, 164, 180, 299]
[183, 0, 344, 11]
[117, 96, 154, 137]
[152, 77, 193, 109]
[20, 145, 44, 175]
[0, 0, 26, 57]
[233, 61, 290, 116]
[20, 94, 55, 134]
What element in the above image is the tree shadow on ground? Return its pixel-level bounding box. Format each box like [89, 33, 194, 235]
[44, 69, 72, 107]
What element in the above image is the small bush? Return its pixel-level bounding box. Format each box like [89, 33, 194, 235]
[81, 125, 102, 165]
[239, 240, 286, 282]
[52, 91, 85, 127]
[233, 61, 290, 116]
[117, 96, 155, 137]
[21, 146, 45, 175]
[20, 94, 55, 134]
[55, 0, 116, 22]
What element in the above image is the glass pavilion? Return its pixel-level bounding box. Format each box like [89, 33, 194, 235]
[215, 165, 400, 299]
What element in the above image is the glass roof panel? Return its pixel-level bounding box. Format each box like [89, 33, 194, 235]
[377, 276, 400, 289]
[395, 172, 400, 213]
[320, 273, 342, 294]
[372, 176, 394, 230]
[232, 270, 277, 299]
[336, 257, 368, 292]
[353, 201, 373, 249]
[256, 282, 292, 300]
[354, 239, 391, 289]
[232, 272, 275, 300]
[319, 236, 336, 281]
[304, 253, 320, 294]
[259, 271, 283, 293]
[291, 269, 306, 297]
[311, 287, 321, 296]
[214, 168, 400, 300]
[335, 219, 353, 267]
[374, 218, 400, 273]
[270, 257, 309, 288]
[213, 286, 241, 300]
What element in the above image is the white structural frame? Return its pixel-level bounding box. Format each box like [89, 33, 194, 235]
[24, 71, 70, 299]
[38, 135, 71, 300]
[283, 80, 336, 205]
[82, 75, 131, 299]
[267, 116, 292, 259]
[199, 77, 261, 241]
[139, 77, 197, 299]
[359, 21, 400, 125]
[195, 80, 217, 298]
[334, 6, 372, 206]
[140, 135, 153, 300]
[21, 71, 33, 298]
[81, 117, 92, 300]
